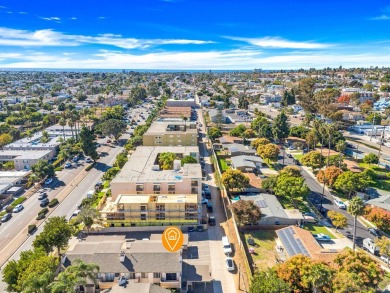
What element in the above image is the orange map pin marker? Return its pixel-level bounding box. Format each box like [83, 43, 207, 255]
[162, 226, 183, 252]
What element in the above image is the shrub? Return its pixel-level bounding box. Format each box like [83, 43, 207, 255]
[54, 167, 63, 172]
[11, 197, 26, 207]
[36, 213, 45, 220]
[48, 198, 59, 208]
[28, 224, 36, 234]
[363, 153, 379, 164]
[5, 206, 13, 213]
[38, 208, 49, 215]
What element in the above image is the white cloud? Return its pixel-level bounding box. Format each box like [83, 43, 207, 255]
[70, 17, 77, 20]
[19, 12, 28, 15]
[98, 16, 106, 20]
[2, 49, 390, 70]
[369, 14, 390, 20]
[0, 6, 6, 9]
[40, 17, 61, 22]
[227, 36, 331, 49]
[0, 27, 214, 48]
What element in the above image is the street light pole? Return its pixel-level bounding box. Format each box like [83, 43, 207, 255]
[370, 111, 376, 141]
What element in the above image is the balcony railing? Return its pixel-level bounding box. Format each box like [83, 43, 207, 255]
[160, 280, 181, 289]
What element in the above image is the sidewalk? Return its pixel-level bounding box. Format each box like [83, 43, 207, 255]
[0, 164, 91, 267]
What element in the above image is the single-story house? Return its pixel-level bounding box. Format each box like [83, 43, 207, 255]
[231, 155, 263, 172]
[276, 226, 340, 263]
[239, 193, 304, 225]
[366, 195, 390, 212]
[226, 144, 256, 156]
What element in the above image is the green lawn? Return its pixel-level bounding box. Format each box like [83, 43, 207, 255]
[278, 195, 310, 213]
[304, 223, 336, 239]
[244, 231, 277, 271]
[293, 154, 304, 161]
[217, 157, 230, 172]
[359, 163, 390, 192]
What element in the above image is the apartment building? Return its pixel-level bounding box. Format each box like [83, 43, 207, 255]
[101, 194, 198, 226]
[142, 121, 198, 146]
[109, 146, 202, 224]
[62, 235, 182, 290]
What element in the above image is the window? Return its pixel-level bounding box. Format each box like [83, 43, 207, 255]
[129, 273, 135, 279]
[153, 272, 161, 278]
[156, 213, 165, 220]
[185, 212, 197, 220]
[140, 214, 147, 220]
[168, 184, 175, 194]
[136, 184, 144, 194]
[166, 273, 177, 281]
[191, 180, 198, 187]
[140, 205, 147, 211]
[107, 213, 125, 220]
[117, 204, 124, 210]
[156, 204, 165, 211]
[141, 273, 148, 278]
[153, 184, 161, 194]
[185, 204, 196, 211]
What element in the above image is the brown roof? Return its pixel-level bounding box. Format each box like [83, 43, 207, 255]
[243, 172, 262, 189]
[287, 136, 306, 142]
[343, 159, 362, 173]
[314, 148, 340, 156]
[159, 106, 191, 118]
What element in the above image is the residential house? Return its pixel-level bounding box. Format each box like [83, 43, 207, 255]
[225, 144, 256, 156]
[230, 155, 263, 172]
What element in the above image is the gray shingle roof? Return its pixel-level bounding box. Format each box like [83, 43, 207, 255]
[231, 155, 263, 169]
[240, 193, 288, 219]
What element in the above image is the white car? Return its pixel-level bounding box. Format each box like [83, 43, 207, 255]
[380, 255, 389, 264]
[226, 257, 235, 271]
[13, 204, 24, 213]
[44, 178, 53, 185]
[85, 157, 93, 163]
[334, 199, 346, 209]
[201, 198, 208, 205]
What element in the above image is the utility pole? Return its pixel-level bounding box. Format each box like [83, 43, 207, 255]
[370, 111, 376, 141]
[377, 126, 386, 166]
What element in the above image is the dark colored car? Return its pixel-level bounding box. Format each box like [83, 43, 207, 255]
[368, 228, 382, 238]
[209, 216, 216, 226]
[207, 203, 213, 213]
[38, 193, 48, 200]
[188, 226, 195, 232]
[40, 197, 49, 207]
[1, 213, 12, 222]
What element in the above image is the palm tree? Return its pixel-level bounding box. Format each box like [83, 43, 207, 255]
[59, 118, 66, 141]
[348, 196, 365, 250]
[50, 260, 99, 293]
[22, 270, 54, 293]
[336, 140, 346, 168]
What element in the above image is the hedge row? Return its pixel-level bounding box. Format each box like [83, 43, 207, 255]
[11, 197, 26, 207]
[48, 198, 59, 208]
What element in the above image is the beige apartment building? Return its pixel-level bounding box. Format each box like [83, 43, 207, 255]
[109, 146, 202, 225]
[142, 121, 198, 146]
[101, 194, 198, 227]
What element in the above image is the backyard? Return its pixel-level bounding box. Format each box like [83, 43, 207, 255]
[243, 230, 277, 271]
[360, 163, 390, 192]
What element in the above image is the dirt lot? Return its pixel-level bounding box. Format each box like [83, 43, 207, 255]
[243, 230, 278, 271]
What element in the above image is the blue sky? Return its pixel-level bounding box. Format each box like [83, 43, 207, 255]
[0, 0, 390, 69]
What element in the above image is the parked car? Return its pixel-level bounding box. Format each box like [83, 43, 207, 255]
[287, 153, 293, 158]
[313, 233, 331, 242]
[1, 213, 12, 222]
[38, 193, 47, 200]
[208, 216, 216, 226]
[201, 198, 208, 205]
[44, 178, 53, 185]
[226, 257, 235, 271]
[106, 139, 111, 143]
[207, 203, 213, 213]
[368, 228, 382, 238]
[40, 198, 49, 207]
[95, 181, 103, 189]
[85, 157, 93, 163]
[188, 226, 195, 232]
[13, 204, 24, 213]
[334, 198, 346, 209]
[73, 155, 79, 162]
[64, 162, 72, 168]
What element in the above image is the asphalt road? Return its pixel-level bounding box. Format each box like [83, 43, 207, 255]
[278, 152, 374, 247]
[0, 133, 130, 292]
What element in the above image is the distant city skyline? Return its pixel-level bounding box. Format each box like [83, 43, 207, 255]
[0, 0, 390, 69]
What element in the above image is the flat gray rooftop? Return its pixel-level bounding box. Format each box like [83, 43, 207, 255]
[145, 121, 198, 135]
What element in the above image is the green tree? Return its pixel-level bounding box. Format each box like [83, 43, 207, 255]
[376, 238, 390, 267]
[300, 151, 325, 171]
[335, 140, 346, 168]
[347, 197, 365, 250]
[289, 125, 310, 139]
[257, 143, 280, 162]
[366, 112, 382, 125]
[272, 111, 289, 142]
[303, 262, 334, 293]
[295, 77, 316, 113]
[333, 250, 383, 292]
[221, 169, 249, 192]
[251, 138, 271, 149]
[279, 166, 301, 178]
[181, 155, 197, 165]
[158, 152, 176, 170]
[40, 130, 50, 143]
[0, 133, 13, 150]
[57, 102, 66, 111]
[113, 152, 128, 169]
[251, 116, 273, 139]
[261, 175, 278, 193]
[363, 153, 379, 164]
[100, 119, 126, 140]
[50, 259, 99, 293]
[281, 90, 295, 107]
[207, 127, 222, 140]
[229, 124, 246, 137]
[250, 269, 290, 293]
[2, 249, 57, 293]
[230, 200, 261, 226]
[274, 174, 309, 208]
[33, 216, 74, 257]
[31, 160, 55, 180]
[79, 126, 98, 162]
[334, 171, 370, 197]
[76, 207, 101, 235]
[327, 210, 348, 232]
